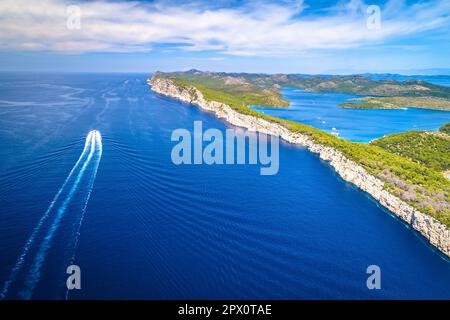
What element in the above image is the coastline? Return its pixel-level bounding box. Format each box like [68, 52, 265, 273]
[148, 76, 450, 258]
[339, 96, 450, 111]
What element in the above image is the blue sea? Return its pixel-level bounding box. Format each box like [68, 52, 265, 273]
[0, 73, 449, 299]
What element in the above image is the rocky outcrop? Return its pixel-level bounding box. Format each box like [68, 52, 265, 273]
[149, 77, 450, 258]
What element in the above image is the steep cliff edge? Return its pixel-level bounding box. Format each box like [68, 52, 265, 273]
[149, 76, 450, 258]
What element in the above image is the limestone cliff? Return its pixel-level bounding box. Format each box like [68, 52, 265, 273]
[149, 76, 450, 258]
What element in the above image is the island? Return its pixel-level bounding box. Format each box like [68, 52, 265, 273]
[148, 70, 450, 258]
[339, 96, 450, 110]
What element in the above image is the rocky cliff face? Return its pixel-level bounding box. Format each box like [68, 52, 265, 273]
[149, 77, 450, 258]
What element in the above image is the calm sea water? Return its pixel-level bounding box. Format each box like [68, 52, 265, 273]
[0, 73, 449, 299]
[252, 76, 450, 142]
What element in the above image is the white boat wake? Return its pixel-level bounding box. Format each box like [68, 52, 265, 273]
[1, 130, 103, 299]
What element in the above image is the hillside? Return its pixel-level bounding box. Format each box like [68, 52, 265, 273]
[154, 71, 289, 108]
[158, 70, 450, 111]
[340, 96, 450, 110]
[151, 71, 450, 226]
[440, 123, 450, 135]
[371, 130, 450, 172]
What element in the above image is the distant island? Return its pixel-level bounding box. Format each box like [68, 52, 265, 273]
[149, 70, 450, 257]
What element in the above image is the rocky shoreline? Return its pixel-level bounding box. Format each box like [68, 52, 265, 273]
[149, 76, 450, 258]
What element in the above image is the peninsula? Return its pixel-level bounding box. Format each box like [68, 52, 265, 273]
[148, 70, 450, 258]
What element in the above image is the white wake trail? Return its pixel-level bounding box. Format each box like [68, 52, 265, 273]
[71, 131, 103, 258]
[21, 131, 99, 299]
[65, 131, 103, 300]
[0, 131, 95, 299]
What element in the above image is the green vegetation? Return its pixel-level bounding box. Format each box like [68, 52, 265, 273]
[371, 131, 450, 171]
[159, 69, 450, 111]
[192, 71, 450, 100]
[152, 71, 450, 226]
[440, 123, 450, 135]
[170, 78, 266, 116]
[340, 99, 396, 109]
[289, 77, 450, 99]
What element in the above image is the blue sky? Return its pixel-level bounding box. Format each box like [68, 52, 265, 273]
[0, 0, 449, 74]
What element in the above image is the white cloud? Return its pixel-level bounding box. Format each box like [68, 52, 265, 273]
[0, 0, 448, 56]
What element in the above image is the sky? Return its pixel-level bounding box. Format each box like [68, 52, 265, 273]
[0, 0, 449, 74]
